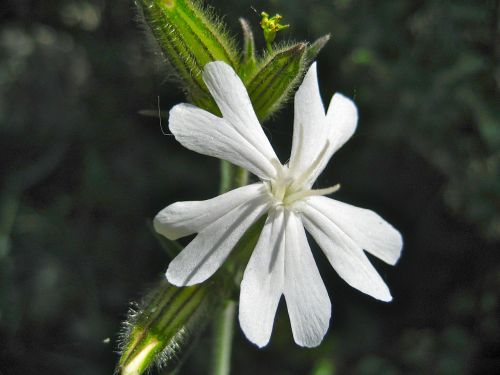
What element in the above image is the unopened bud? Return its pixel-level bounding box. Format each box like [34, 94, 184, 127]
[135, 0, 239, 112]
[239, 18, 257, 80]
[117, 278, 223, 375]
[246, 43, 306, 121]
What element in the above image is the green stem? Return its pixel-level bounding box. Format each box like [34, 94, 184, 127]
[210, 300, 237, 375]
[211, 161, 248, 375]
[266, 41, 272, 53]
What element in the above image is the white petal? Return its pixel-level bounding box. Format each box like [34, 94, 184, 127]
[305, 196, 403, 265]
[324, 93, 358, 155]
[166, 196, 269, 286]
[304, 93, 358, 187]
[154, 183, 266, 240]
[202, 62, 278, 165]
[169, 103, 276, 180]
[289, 62, 327, 174]
[239, 208, 285, 348]
[300, 201, 392, 302]
[283, 211, 331, 347]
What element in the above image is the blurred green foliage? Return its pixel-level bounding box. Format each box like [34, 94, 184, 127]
[0, 0, 499, 374]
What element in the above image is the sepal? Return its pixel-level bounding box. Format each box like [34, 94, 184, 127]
[305, 34, 331, 62]
[246, 43, 306, 120]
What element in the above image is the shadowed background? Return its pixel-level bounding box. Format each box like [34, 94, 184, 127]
[1, 0, 499, 374]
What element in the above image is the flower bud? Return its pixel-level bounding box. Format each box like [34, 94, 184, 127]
[135, 0, 240, 112]
[246, 43, 306, 121]
[238, 18, 256, 80]
[117, 279, 223, 375]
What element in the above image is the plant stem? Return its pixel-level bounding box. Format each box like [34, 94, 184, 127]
[210, 300, 236, 375]
[211, 162, 248, 375]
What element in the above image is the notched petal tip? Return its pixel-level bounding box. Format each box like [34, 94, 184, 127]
[168, 103, 210, 143]
[165, 266, 191, 287]
[295, 335, 326, 348]
[243, 330, 271, 349]
[153, 203, 188, 241]
[295, 61, 319, 97]
[202, 60, 235, 85]
[374, 287, 393, 303]
[386, 231, 404, 266]
[383, 294, 393, 303]
[153, 214, 167, 235]
[203, 60, 231, 71]
[153, 212, 177, 241]
[329, 92, 359, 121]
[364, 212, 404, 266]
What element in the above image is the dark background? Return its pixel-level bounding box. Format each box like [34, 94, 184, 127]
[1, 0, 499, 374]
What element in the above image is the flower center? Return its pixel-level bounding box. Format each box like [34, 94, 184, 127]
[266, 161, 340, 208]
[265, 140, 340, 208]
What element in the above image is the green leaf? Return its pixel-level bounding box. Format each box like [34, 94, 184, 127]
[135, 0, 240, 113]
[246, 42, 307, 121]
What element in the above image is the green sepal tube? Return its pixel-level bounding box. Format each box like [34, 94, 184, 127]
[246, 42, 307, 121]
[117, 278, 225, 375]
[135, 0, 240, 112]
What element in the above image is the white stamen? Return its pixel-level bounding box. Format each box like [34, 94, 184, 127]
[283, 183, 340, 206]
[289, 140, 330, 192]
[290, 122, 305, 170]
[269, 159, 287, 201]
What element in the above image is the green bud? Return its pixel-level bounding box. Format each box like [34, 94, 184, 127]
[238, 18, 257, 80]
[135, 0, 240, 112]
[118, 214, 266, 375]
[118, 278, 224, 375]
[246, 43, 306, 121]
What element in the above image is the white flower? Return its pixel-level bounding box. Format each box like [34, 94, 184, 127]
[154, 61, 403, 348]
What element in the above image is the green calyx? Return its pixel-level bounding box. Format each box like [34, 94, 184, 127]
[246, 42, 306, 121]
[136, 0, 330, 121]
[135, 0, 239, 113]
[116, 215, 266, 375]
[117, 279, 224, 375]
